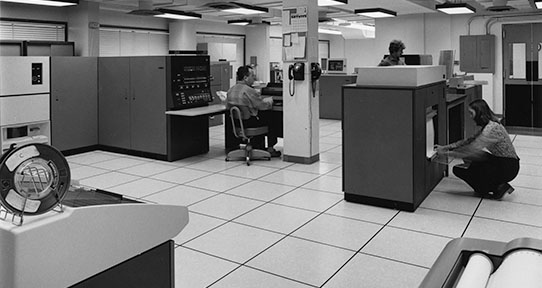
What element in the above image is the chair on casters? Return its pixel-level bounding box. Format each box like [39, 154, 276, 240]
[225, 106, 271, 165]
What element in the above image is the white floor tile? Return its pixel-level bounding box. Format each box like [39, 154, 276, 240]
[326, 166, 342, 178]
[67, 151, 120, 165]
[150, 167, 211, 184]
[234, 203, 318, 234]
[185, 158, 241, 173]
[272, 188, 343, 212]
[463, 217, 542, 243]
[511, 174, 542, 190]
[292, 213, 382, 251]
[326, 145, 342, 154]
[189, 193, 263, 220]
[175, 247, 238, 288]
[285, 162, 341, 175]
[259, 170, 320, 187]
[247, 236, 354, 287]
[210, 266, 313, 288]
[319, 151, 342, 164]
[252, 159, 295, 169]
[322, 253, 428, 288]
[320, 136, 342, 145]
[432, 177, 474, 193]
[184, 222, 283, 263]
[476, 200, 542, 227]
[186, 174, 252, 192]
[225, 180, 295, 202]
[389, 208, 471, 238]
[70, 165, 109, 180]
[78, 171, 140, 190]
[118, 162, 177, 177]
[107, 178, 176, 198]
[173, 212, 226, 245]
[143, 185, 218, 206]
[301, 175, 342, 194]
[361, 226, 452, 268]
[219, 164, 278, 179]
[517, 155, 542, 166]
[420, 191, 481, 215]
[504, 186, 542, 206]
[325, 201, 398, 225]
[91, 157, 145, 170]
[518, 163, 542, 177]
[319, 142, 340, 152]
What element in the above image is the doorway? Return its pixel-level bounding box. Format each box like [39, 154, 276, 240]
[502, 23, 542, 131]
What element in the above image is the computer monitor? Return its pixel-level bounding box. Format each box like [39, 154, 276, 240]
[326, 58, 347, 74]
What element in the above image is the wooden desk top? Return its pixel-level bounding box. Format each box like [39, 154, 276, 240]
[166, 104, 226, 117]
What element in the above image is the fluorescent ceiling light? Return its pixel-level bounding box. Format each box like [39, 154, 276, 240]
[355, 8, 397, 18]
[154, 9, 201, 20]
[228, 19, 251, 26]
[318, 28, 342, 35]
[318, 0, 347, 6]
[0, 0, 78, 6]
[222, 2, 268, 15]
[535, 0, 542, 9]
[436, 2, 476, 14]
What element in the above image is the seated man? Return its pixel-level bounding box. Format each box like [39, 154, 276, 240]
[226, 65, 281, 157]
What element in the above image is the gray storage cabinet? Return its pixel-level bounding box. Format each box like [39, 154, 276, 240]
[50, 57, 98, 152]
[319, 74, 357, 119]
[98, 56, 167, 155]
[342, 81, 447, 211]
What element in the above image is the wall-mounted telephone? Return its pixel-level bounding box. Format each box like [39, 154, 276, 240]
[289, 62, 305, 81]
[288, 62, 305, 96]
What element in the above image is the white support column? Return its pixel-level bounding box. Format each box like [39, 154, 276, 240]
[68, 0, 100, 56]
[282, 0, 320, 164]
[245, 24, 270, 83]
[169, 21, 196, 51]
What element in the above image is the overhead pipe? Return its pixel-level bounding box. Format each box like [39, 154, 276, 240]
[467, 10, 542, 35]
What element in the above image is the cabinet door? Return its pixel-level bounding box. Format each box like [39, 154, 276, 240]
[99, 57, 131, 149]
[51, 57, 98, 151]
[129, 56, 167, 154]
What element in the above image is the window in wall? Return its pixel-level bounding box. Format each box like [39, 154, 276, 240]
[0, 20, 66, 41]
[99, 26, 168, 56]
[319, 40, 330, 63]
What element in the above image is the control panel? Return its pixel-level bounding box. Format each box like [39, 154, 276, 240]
[168, 56, 213, 110]
[31, 63, 42, 85]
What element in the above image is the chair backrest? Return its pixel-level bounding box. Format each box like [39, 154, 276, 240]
[229, 106, 248, 140]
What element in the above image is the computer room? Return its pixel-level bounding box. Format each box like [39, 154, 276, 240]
[1, 0, 542, 287]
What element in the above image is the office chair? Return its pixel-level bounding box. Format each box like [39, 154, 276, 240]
[225, 105, 271, 165]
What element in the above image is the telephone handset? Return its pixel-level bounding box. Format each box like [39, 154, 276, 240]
[288, 62, 305, 96]
[310, 63, 322, 97]
[311, 62, 322, 80]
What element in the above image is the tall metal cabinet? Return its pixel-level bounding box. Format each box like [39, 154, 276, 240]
[51, 57, 98, 152]
[209, 61, 231, 126]
[98, 57, 167, 156]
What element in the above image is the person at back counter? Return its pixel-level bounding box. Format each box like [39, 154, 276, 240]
[226, 65, 281, 157]
[378, 40, 406, 66]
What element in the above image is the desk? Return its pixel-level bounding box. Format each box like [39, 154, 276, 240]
[166, 104, 226, 160]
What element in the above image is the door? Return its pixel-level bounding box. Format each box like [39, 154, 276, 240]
[503, 23, 542, 128]
[129, 56, 167, 154]
[99, 57, 131, 149]
[51, 57, 98, 151]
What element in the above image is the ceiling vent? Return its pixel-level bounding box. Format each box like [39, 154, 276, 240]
[486, 0, 517, 12]
[128, 0, 162, 16]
